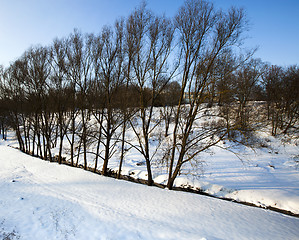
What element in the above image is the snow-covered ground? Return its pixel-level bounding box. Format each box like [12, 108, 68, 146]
[0, 142, 298, 240]
[5, 117, 299, 216]
[108, 129, 299, 215]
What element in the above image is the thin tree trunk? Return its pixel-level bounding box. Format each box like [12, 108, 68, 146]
[70, 114, 75, 166]
[94, 111, 103, 173]
[102, 133, 111, 176]
[76, 137, 82, 167]
[117, 120, 126, 179]
[81, 109, 87, 170]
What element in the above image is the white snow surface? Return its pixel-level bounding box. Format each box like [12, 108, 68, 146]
[4, 119, 299, 216]
[111, 130, 299, 215]
[0, 142, 299, 240]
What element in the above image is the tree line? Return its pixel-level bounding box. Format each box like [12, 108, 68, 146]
[0, 0, 298, 189]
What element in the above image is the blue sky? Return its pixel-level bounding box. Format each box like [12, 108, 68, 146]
[0, 0, 298, 67]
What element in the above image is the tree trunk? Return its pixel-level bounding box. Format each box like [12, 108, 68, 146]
[144, 134, 153, 186]
[81, 109, 87, 170]
[117, 121, 126, 179]
[102, 133, 111, 176]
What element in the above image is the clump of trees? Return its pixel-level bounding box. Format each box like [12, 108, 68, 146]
[262, 65, 299, 136]
[0, 0, 298, 189]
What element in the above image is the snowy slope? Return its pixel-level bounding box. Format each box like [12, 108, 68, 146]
[5, 116, 299, 216]
[101, 130, 299, 215]
[166, 137, 299, 215]
[0, 143, 298, 240]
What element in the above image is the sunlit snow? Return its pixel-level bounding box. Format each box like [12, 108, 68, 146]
[0, 142, 298, 240]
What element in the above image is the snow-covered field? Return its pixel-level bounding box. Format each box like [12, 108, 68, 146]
[109, 129, 299, 215]
[0, 142, 299, 240]
[4, 115, 299, 216]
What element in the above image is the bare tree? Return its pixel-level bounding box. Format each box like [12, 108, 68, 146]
[92, 21, 126, 176]
[233, 58, 265, 131]
[263, 65, 299, 135]
[66, 30, 93, 169]
[25, 46, 53, 160]
[0, 65, 10, 140]
[3, 57, 30, 153]
[166, 0, 248, 189]
[125, 4, 176, 185]
[282, 65, 299, 134]
[49, 38, 71, 164]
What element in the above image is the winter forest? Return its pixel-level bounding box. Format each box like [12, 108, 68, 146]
[0, 0, 298, 192]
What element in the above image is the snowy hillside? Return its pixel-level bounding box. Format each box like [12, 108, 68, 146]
[4, 118, 299, 216]
[0, 143, 299, 240]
